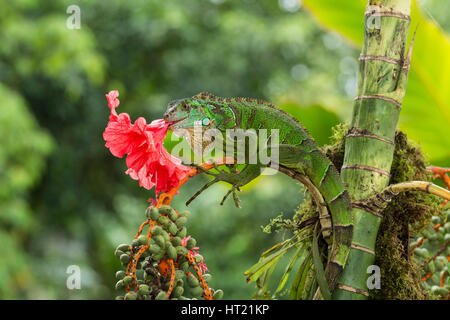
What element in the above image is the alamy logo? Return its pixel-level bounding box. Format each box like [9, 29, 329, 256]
[366, 5, 381, 31]
[171, 122, 280, 175]
[66, 265, 81, 290]
[66, 5, 81, 30]
[367, 265, 381, 290]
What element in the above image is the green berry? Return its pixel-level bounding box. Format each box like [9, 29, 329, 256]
[414, 248, 429, 258]
[203, 274, 212, 282]
[156, 291, 167, 300]
[154, 235, 165, 248]
[125, 292, 137, 300]
[158, 205, 172, 215]
[138, 284, 150, 295]
[115, 249, 125, 259]
[176, 246, 188, 256]
[151, 226, 163, 236]
[132, 239, 140, 247]
[180, 261, 189, 272]
[168, 209, 178, 222]
[180, 211, 190, 219]
[168, 223, 178, 235]
[149, 244, 161, 255]
[194, 254, 203, 264]
[137, 235, 148, 246]
[177, 227, 187, 238]
[115, 270, 126, 280]
[431, 285, 448, 296]
[120, 254, 131, 264]
[175, 270, 185, 281]
[158, 216, 170, 226]
[187, 274, 199, 288]
[186, 238, 197, 250]
[123, 276, 133, 286]
[149, 207, 160, 220]
[167, 245, 177, 260]
[115, 280, 124, 290]
[213, 289, 224, 300]
[117, 244, 131, 252]
[176, 217, 187, 228]
[189, 286, 204, 297]
[171, 237, 182, 247]
[173, 286, 184, 298]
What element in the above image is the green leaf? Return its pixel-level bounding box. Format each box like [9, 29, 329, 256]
[275, 243, 304, 293]
[303, 0, 450, 161]
[290, 248, 312, 300]
[245, 242, 295, 283]
[312, 223, 331, 300]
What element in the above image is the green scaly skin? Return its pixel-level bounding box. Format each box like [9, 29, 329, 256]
[163, 92, 353, 294]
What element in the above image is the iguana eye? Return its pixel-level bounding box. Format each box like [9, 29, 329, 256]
[202, 118, 210, 126]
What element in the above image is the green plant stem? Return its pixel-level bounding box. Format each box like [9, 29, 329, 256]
[334, 0, 413, 299]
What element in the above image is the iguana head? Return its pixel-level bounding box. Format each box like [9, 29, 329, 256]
[163, 92, 231, 152]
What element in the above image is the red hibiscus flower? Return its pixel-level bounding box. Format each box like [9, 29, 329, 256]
[103, 90, 190, 196]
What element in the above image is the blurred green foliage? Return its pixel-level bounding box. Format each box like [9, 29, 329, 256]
[0, 0, 448, 299]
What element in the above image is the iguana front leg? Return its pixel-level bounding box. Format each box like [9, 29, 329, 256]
[185, 161, 261, 208]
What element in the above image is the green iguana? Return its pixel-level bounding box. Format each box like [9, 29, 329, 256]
[163, 92, 353, 295]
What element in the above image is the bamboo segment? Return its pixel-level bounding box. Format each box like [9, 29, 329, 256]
[334, 0, 412, 299]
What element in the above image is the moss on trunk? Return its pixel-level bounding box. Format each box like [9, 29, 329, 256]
[320, 127, 441, 299]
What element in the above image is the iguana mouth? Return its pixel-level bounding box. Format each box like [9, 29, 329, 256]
[166, 116, 187, 129]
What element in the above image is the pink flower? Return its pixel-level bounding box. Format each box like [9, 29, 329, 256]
[103, 90, 190, 195]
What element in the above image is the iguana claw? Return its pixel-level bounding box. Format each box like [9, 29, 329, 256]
[220, 185, 241, 208]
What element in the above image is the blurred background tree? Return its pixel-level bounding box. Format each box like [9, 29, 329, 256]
[0, 0, 448, 299]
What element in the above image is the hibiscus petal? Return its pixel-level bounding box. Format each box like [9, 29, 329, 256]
[103, 90, 190, 195]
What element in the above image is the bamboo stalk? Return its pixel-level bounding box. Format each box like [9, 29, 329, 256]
[334, 0, 413, 299]
[387, 181, 450, 202]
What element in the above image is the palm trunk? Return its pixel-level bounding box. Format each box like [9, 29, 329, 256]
[333, 0, 413, 299]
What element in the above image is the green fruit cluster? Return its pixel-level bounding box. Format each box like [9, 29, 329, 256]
[411, 209, 450, 298]
[113, 205, 223, 300]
